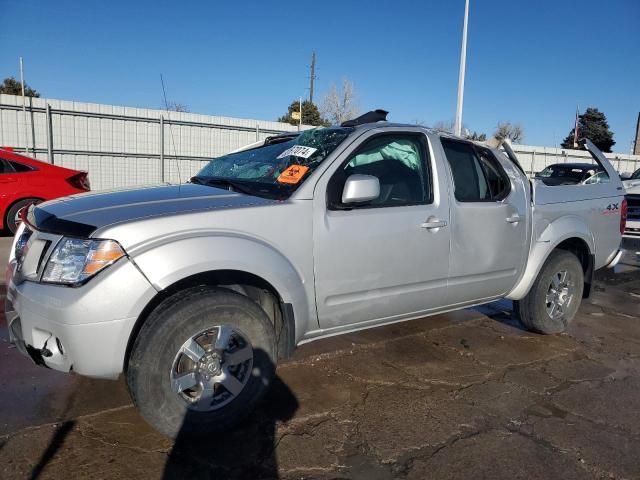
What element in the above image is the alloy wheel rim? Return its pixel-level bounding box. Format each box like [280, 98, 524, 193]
[170, 325, 253, 411]
[545, 269, 574, 320]
[14, 207, 25, 228]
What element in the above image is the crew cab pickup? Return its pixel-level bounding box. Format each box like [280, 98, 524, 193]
[5, 110, 626, 437]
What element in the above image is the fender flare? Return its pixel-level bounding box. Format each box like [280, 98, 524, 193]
[131, 234, 314, 344]
[507, 215, 594, 300]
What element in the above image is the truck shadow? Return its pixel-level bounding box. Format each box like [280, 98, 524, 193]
[472, 299, 528, 331]
[163, 350, 299, 480]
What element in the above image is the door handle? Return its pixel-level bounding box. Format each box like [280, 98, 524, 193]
[506, 214, 521, 224]
[0, 177, 16, 183]
[421, 219, 447, 230]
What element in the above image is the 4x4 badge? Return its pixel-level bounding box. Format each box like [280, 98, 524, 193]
[603, 203, 620, 214]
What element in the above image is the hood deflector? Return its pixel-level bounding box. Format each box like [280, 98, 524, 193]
[26, 206, 97, 237]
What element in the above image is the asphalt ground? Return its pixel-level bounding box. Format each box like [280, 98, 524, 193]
[1, 235, 639, 479]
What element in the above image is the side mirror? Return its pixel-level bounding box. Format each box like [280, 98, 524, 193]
[342, 174, 380, 204]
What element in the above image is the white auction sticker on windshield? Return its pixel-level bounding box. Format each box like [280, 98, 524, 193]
[277, 145, 318, 159]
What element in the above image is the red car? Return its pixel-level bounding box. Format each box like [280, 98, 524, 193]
[0, 147, 90, 234]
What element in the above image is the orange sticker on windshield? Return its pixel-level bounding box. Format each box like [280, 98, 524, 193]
[277, 165, 309, 184]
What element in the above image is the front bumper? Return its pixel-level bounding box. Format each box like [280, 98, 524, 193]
[5, 257, 157, 379]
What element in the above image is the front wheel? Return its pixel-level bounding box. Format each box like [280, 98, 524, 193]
[126, 287, 277, 438]
[514, 250, 584, 334]
[6, 198, 41, 234]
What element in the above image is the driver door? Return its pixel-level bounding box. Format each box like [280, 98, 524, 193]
[312, 130, 451, 329]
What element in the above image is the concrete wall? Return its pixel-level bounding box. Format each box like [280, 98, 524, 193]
[2, 93, 640, 190]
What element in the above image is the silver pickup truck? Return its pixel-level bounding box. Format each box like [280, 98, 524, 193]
[5, 110, 626, 437]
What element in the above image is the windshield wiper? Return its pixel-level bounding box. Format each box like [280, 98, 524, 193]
[190, 176, 258, 196]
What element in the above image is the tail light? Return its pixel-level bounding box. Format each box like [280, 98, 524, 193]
[620, 197, 628, 235]
[66, 172, 91, 191]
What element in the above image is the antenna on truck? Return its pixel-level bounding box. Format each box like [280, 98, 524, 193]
[160, 74, 183, 184]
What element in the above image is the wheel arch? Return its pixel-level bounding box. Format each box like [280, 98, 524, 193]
[507, 217, 595, 301]
[124, 269, 297, 373]
[4, 196, 44, 230]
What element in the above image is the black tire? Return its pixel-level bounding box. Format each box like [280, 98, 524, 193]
[126, 286, 277, 438]
[6, 198, 41, 234]
[514, 250, 584, 334]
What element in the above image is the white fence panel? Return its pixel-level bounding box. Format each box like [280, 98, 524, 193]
[2, 93, 639, 190]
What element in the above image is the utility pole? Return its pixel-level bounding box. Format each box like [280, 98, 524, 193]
[634, 112, 640, 156]
[309, 51, 316, 104]
[454, 0, 470, 137]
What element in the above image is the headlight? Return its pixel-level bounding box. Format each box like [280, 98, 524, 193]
[42, 238, 125, 285]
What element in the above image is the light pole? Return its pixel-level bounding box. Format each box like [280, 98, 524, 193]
[454, 0, 470, 137]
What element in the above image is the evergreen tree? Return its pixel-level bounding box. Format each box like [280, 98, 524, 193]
[278, 100, 329, 127]
[0, 77, 40, 97]
[561, 107, 615, 152]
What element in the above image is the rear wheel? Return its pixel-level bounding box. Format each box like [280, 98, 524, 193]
[126, 287, 277, 438]
[6, 198, 41, 234]
[515, 250, 584, 334]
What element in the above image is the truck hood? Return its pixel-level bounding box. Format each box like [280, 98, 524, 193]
[29, 184, 275, 237]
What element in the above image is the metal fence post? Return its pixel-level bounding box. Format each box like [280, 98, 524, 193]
[160, 115, 165, 183]
[28, 97, 36, 156]
[530, 151, 536, 175]
[45, 103, 54, 164]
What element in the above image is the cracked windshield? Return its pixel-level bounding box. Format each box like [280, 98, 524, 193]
[193, 127, 353, 197]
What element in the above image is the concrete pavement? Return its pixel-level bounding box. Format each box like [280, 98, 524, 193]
[0, 243, 639, 479]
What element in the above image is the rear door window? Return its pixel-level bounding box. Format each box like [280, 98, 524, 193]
[583, 171, 610, 184]
[0, 159, 13, 174]
[440, 139, 510, 202]
[0, 158, 34, 174]
[8, 160, 33, 172]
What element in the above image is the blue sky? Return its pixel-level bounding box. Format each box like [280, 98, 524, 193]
[1, 0, 638, 151]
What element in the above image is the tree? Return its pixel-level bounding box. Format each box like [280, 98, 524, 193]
[0, 77, 40, 97]
[494, 122, 524, 143]
[278, 100, 329, 127]
[321, 78, 360, 125]
[561, 107, 615, 152]
[467, 131, 487, 141]
[432, 120, 486, 141]
[166, 102, 189, 112]
[433, 120, 455, 133]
